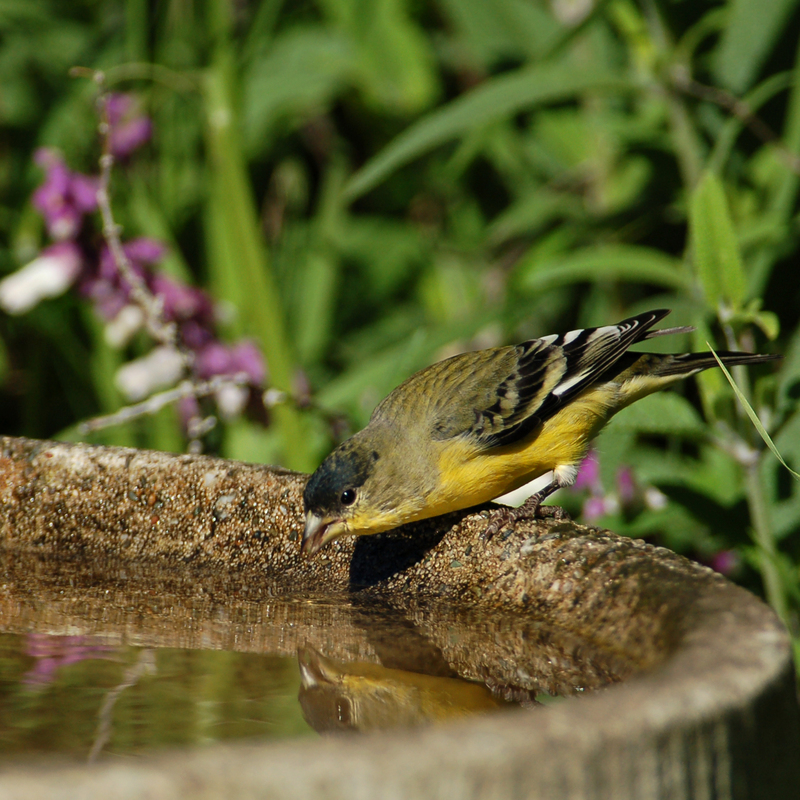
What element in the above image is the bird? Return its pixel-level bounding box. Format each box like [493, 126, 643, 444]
[302, 309, 780, 556]
[297, 645, 510, 733]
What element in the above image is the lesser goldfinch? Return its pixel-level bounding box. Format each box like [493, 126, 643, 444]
[297, 645, 509, 733]
[302, 309, 779, 555]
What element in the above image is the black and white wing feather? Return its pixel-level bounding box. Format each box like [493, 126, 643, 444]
[424, 309, 672, 450]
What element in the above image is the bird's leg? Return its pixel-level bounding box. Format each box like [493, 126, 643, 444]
[483, 480, 570, 539]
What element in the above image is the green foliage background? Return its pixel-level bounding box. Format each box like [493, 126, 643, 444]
[0, 0, 799, 634]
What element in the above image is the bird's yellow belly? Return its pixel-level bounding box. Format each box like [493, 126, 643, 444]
[423, 390, 614, 519]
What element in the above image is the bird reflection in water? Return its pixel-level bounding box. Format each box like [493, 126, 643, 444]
[297, 644, 527, 734]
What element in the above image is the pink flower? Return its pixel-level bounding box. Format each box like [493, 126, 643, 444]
[106, 93, 153, 159]
[616, 466, 637, 504]
[230, 341, 266, 385]
[195, 340, 265, 385]
[572, 451, 601, 492]
[709, 550, 740, 576]
[22, 633, 118, 687]
[177, 394, 201, 427]
[151, 274, 214, 325]
[582, 495, 610, 523]
[32, 148, 98, 240]
[85, 238, 167, 319]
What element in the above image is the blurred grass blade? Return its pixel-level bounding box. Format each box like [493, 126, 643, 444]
[690, 172, 747, 309]
[517, 245, 691, 292]
[708, 70, 795, 173]
[343, 63, 631, 201]
[203, 3, 311, 471]
[242, 28, 352, 152]
[713, 0, 797, 93]
[708, 344, 800, 480]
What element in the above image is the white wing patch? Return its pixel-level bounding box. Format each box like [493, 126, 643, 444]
[589, 324, 625, 340]
[552, 322, 632, 396]
[552, 371, 591, 396]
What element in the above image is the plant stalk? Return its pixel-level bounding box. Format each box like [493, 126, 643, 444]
[744, 457, 789, 624]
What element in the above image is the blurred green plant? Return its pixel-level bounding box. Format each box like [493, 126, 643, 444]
[0, 0, 798, 637]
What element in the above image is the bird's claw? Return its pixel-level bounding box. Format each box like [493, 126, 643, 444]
[532, 504, 570, 521]
[483, 499, 570, 540]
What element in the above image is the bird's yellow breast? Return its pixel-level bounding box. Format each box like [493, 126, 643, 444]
[422, 386, 618, 519]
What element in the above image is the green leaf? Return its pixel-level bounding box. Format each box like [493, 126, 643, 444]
[776, 320, 800, 413]
[343, 62, 631, 201]
[516, 245, 690, 293]
[690, 172, 747, 310]
[708, 71, 795, 173]
[320, 0, 439, 114]
[204, 36, 312, 471]
[437, 0, 560, 67]
[610, 392, 707, 438]
[294, 251, 339, 364]
[713, 0, 798, 93]
[241, 28, 353, 151]
[768, 410, 800, 540]
[709, 344, 800, 482]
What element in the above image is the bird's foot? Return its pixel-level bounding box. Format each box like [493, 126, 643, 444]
[483, 496, 570, 540]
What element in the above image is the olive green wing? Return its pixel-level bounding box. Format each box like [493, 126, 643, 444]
[379, 309, 671, 451]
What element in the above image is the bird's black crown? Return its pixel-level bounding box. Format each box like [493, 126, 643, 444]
[304, 443, 376, 515]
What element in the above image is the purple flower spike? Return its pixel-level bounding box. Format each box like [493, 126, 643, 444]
[97, 237, 165, 285]
[32, 148, 99, 240]
[123, 237, 166, 266]
[84, 238, 166, 321]
[709, 550, 740, 576]
[231, 341, 266, 385]
[22, 633, 118, 688]
[196, 341, 235, 379]
[195, 340, 266, 386]
[582, 496, 608, 523]
[181, 319, 214, 350]
[616, 466, 637, 504]
[151, 274, 214, 325]
[178, 395, 201, 427]
[106, 93, 153, 159]
[193, 340, 266, 421]
[572, 451, 601, 492]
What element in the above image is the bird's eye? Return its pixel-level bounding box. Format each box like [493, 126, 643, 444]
[340, 488, 356, 506]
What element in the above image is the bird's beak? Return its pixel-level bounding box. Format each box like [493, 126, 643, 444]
[302, 513, 346, 556]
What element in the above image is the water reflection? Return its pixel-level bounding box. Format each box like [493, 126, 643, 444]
[22, 633, 120, 688]
[298, 644, 517, 733]
[0, 552, 636, 760]
[0, 632, 312, 762]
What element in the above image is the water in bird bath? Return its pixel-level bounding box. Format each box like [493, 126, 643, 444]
[0, 551, 634, 765]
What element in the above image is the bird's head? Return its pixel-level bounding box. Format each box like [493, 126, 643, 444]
[302, 437, 384, 556]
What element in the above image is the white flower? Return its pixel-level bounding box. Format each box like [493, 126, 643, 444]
[115, 346, 185, 401]
[550, 0, 594, 26]
[104, 304, 144, 348]
[0, 242, 82, 314]
[645, 487, 668, 510]
[215, 382, 249, 420]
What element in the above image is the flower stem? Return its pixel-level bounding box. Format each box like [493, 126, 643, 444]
[744, 456, 789, 624]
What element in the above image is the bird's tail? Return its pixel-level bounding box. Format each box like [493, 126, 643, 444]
[655, 351, 782, 377]
[614, 349, 780, 408]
